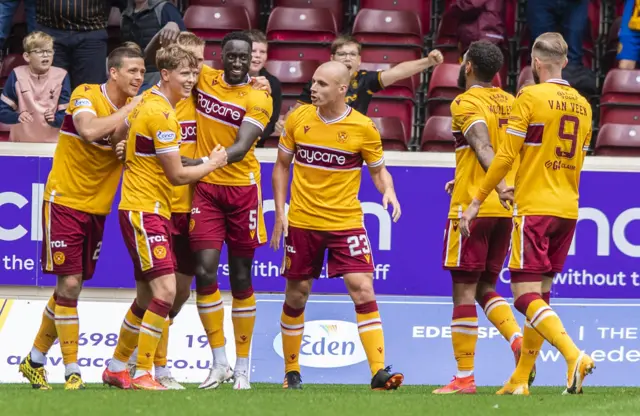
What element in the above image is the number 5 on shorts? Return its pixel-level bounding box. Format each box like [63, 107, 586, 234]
[249, 209, 257, 230]
[347, 235, 370, 256]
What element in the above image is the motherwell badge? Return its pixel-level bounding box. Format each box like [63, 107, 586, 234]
[189, 218, 196, 232]
[337, 131, 348, 143]
[53, 252, 65, 266]
[153, 245, 167, 260]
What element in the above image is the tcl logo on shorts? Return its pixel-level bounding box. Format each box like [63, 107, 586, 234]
[191, 207, 201, 215]
[50, 240, 67, 248]
[285, 244, 296, 254]
[297, 148, 346, 166]
[147, 235, 167, 243]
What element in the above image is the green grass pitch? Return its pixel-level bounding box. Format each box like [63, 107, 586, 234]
[0, 384, 639, 416]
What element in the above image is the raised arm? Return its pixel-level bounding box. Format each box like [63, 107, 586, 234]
[379, 49, 443, 88]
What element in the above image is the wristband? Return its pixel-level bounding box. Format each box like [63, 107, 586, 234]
[201, 157, 209, 163]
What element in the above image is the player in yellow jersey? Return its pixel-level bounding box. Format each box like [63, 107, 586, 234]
[102, 44, 226, 391]
[433, 41, 534, 395]
[460, 33, 595, 395]
[17, 45, 145, 391]
[187, 31, 273, 390]
[270, 61, 403, 390]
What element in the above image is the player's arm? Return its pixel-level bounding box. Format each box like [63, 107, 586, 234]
[73, 93, 142, 143]
[464, 120, 508, 193]
[0, 71, 22, 124]
[269, 115, 296, 250]
[363, 121, 401, 222]
[226, 93, 274, 163]
[379, 49, 443, 88]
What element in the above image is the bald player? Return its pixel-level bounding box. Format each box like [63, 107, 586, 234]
[271, 61, 403, 390]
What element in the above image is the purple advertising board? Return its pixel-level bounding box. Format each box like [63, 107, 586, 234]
[1, 155, 639, 299]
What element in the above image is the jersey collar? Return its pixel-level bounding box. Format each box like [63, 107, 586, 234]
[221, 73, 251, 87]
[150, 88, 171, 106]
[546, 78, 570, 86]
[101, 83, 118, 110]
[316, 105, 352, 125]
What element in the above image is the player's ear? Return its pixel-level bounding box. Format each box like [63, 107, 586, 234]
[561, 56, 568, 69]
[160, 68, 170, 82]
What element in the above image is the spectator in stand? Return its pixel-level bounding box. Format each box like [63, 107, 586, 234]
[0, 0, 36, 50]
[245, 29, 281, 147]
[36, 0, 110, 89]
[617, 0, 640, 69]
[120, 0, 186, 89]
[445, 0, 506, 57]
[0, 31, 70, 143]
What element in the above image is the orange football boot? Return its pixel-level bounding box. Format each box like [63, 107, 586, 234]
[432, 375, 477, 394]
[131, 372, 167, 390]
[102, 367, 132, 389]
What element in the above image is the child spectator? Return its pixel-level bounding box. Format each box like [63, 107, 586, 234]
[0, 31, 70, 143]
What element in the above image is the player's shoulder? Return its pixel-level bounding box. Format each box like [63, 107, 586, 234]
[345, 108, 379, 134]
[289, 104, 315, 122]
[70, 83, 101, 101]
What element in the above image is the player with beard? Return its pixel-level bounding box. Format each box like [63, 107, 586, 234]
[189, 31, 273, 390]
[433, 41, 533, 395]
[460, 32, 595, 395]
[18, 44, 145, 390]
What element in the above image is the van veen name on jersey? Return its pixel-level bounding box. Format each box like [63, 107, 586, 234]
[196, 89, 246, 128]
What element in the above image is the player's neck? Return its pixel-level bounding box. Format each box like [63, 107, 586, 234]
[468, 81, 492, 89]
[158, 83, 180, 108]
[538, 68, 563, 84]
[105, 81, 128, 109]
[317, 102, 348, 122]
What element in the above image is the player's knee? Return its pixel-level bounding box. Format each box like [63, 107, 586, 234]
[56, 274, 83, 299]
[474, 281, 496, 302]
[285, 280, 311, 309]
[345, 275, 375, 304]
[452, 283, 476, 306]
[194, 264, 217, 288]
[230, 274, 252, 293]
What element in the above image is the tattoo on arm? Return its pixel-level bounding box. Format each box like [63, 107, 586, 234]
[465, 122, 496, 172]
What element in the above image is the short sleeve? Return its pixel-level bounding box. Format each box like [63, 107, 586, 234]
[69, 85, 97, 118]
[450, 96, 486, 136]
[150, 111, 181, 155]
[298, 81, 312, 104]
[361, 120, 384, 167]
[278, 108, 297, 154]
[244, 90, 273, 131]
[363, 70, 384, 93]
[506, 88, 533, 140]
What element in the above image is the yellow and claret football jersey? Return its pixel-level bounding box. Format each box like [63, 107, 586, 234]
[194, 66, 273, 186]
[173, 93, 197, 214]
[279, 105, 385, 231]
[449, 86, 517, 219]
[119, 88, 181, 220]
[477, 79, 592, 219]
[44, 83, 126, 215]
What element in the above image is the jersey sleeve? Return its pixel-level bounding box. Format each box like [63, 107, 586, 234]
[150, 111, 181, 155]
[361, 120, 385, 168]
[68, 85, 98, 118]
[450, 96, 486, 136]
[278, 107, 297, 154]
[363, 70, 384, 93]
[244, 90, 273, 131]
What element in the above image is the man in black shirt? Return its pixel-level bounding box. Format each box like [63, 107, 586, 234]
[275, 35, 443, 134]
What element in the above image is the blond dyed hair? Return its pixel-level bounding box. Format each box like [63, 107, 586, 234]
[23, 31, 53, 53]
[532, 32, 568, 63]
[176, 32, 205, 48]
[156, 44, 198, 71]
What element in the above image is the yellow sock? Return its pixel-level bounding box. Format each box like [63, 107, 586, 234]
[232, 290, 257, 359]
[196, 285, 225, 349]
[33, 294, 58, 356]
[515, 293, 580, 363]
[113, 301, 145, 364]
[480, 292, 522, 344]
[153, 318, 172, 368]
[54, 296, 79, 366]
[511, 320, 545, 383]
[355, 301, 385, 377]
[451, 305, 478, 374]
[281, 303, 304, 374]
[137, 298, 171, 372]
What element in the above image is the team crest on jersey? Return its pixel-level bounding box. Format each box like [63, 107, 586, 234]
[303, 126, 310, 134]
[337, 131, 348, 143]
[237, 91, 247, 98]
[156, 130, 176, 143]
[351, 79, 359, 89]
[153, 245, 167, 259]
[74, 98, 92, 107]
[53, 252, 65, 266]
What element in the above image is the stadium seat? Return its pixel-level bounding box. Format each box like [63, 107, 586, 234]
[359, 62, 418, 98]
[274, 0, 344, 31]
[280, 97, 301, 116]
[0, 123, 10, 141]
[359, 0, 430, 34]
[600, 69, 640, 126]
[186, 0, 259, 27]
[264, 60, 319, 95]
[367, 99, 413, 141]
[183, 5, 252, 42]
[352, 9, 423, 47]
[517, 66, 534, 91]
[371, 116, 408, 150]
[594, 123, 640, 156]
[0, 54, 27, 87]
[266, 7, 337, 61]
[420, 116, 453, 152]
[107, 7, 122, 53]
[203, 59, 224, 70]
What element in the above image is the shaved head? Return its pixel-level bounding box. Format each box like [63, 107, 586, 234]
[309, 61, 350, 110]
[316, 61, 351, 86]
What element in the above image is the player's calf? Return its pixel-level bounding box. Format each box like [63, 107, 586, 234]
[54, 274, 84, 386]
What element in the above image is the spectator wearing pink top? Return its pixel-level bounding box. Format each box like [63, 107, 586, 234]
[0, 31, 70, 143]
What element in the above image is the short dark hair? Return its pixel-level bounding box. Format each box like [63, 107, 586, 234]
[245, 29, 267, 44]
[107, 44, 144, 70]
[330, 35, 361, 55]
[466, 41, 503, 83]
[221, 31, 253, 51]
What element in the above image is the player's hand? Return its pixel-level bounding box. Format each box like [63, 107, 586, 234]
[44, 108, 55, 123]
[115, 140, 126, 162]
[208, 144, 227, 168]
[497, 186, 514, 210]
[251, 76, 272, 94]
[444, 179, 455, 195]
[18, 111, 33, 123]
[427, 49, 444, 67]
[159, 22, 180, 46]
[181, 156, 201, 167]
[460, 200, 481, 238]
[382, 189, 401, 222]
[270, 213, 288, 251]
[128, 94, 144, 110]
[274, 118, 285, 135]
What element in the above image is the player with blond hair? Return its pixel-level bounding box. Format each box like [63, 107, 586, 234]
[460, 32, 595, 395]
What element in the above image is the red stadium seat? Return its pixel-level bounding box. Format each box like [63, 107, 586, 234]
[359, 62, 418, 98]
[186, 0, 259, 27]
[203, 59, 224, 70]
[371, 116, 408, 150]
[600, 69, 640, 126]
[266, 7, 337, 61]
[359, 0, 430, 33]
[0, 123, 10, 141]
[358, 47, 422, 63]
[280, 97, 301, 115]
[352, 9, 423, 44]
[0, 54, 27, 87]
[517, 66, 534, 92]
[420, 116, 453, 152]
[183, 5, 252, 42]
[367, 99, 413, 141]
[274, 0, 344, 31]
[594, 124, 640, 156]
[264, 60, 319, 95]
